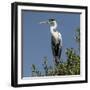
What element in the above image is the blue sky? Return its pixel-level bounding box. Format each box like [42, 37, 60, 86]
[22, 10, 80, 77]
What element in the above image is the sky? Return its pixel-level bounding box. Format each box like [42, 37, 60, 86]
[22, 10, 80, 77]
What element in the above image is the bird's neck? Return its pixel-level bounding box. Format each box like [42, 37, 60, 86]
[50, 26, 57, 35]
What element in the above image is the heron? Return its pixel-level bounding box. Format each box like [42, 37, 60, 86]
[40, 18, 62, 65]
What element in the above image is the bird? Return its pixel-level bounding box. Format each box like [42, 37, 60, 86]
[40, 18, 62, 66]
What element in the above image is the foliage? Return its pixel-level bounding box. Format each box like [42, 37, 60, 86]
[31, 28, 80, 76]
[31, 64, 41, 76]
[65, 48, 80, 75]
[75, 28, 80, 50]
[75, 28, 80, 44]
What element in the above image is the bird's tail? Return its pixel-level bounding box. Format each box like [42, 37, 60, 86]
[54, 56, 60, 66]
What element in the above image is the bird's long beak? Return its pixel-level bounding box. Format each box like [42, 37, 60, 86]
[39, 21, 48, 24]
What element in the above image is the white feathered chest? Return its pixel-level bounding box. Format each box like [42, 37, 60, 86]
[52, 31, 61, 45]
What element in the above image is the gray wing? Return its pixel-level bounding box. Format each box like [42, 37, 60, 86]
[58, 45, 62, 59]
[51, 36, 56, 57]
[58, 33, 62, 59]
[51, 36, 62, 59]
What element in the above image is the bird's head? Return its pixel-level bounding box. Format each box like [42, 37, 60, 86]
[39, 18, 57, 27]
